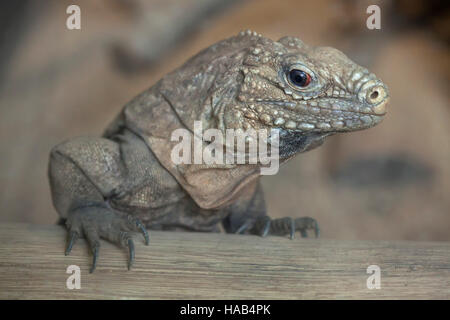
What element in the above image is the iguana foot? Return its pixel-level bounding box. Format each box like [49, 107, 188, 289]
[236, 216, 319, 239]
[64, 205, 149, 273]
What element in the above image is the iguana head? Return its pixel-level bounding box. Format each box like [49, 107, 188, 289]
[225, 32, 389, 141]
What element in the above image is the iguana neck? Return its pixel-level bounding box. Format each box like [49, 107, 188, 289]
[278, 130, 332, 160]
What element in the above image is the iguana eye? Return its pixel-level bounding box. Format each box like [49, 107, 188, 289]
[288, 69, 311, 88]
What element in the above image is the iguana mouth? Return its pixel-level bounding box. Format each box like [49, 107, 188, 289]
[257, 98, 388, 117]
[244, 97, 388, 132]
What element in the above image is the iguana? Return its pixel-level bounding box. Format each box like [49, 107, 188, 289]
[48, 30, 389, 272]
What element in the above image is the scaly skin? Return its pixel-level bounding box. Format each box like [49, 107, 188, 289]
[48, 30, 389, 272]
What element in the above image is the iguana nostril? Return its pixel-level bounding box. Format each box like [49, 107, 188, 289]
[364, 84, 387, 107]
[370, 90, 379, 100]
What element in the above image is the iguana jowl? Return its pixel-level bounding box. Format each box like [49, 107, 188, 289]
[48, 30, 389, 272]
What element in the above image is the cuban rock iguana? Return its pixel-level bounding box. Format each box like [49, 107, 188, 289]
[49, 30, 389, 272]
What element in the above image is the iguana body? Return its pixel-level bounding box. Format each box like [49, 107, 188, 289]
[49, 31, 389, 272]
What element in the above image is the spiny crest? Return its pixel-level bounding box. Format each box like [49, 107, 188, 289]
[237, 29, 263, 38]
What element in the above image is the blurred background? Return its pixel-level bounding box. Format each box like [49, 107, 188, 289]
[0, 0, 448, 241]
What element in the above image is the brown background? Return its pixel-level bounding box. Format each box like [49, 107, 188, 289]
[0, 0, 449, 241]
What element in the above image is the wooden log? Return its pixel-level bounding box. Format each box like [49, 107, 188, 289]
[0, 223, 448, 299]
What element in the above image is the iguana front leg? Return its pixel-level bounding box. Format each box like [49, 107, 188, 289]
[48, 137, 149, 272]
[222, 181, 319, 239]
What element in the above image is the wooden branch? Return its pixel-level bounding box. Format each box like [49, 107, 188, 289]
[0, 223, 448, 299]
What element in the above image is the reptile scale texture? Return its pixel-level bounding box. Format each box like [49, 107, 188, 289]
[48, 30, 389, 272]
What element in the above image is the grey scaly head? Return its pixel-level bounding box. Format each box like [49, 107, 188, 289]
[223, 32, 389, 158]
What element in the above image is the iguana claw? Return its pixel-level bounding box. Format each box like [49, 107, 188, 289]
[63, 206, 149, 273]
[251, 216, 320, 239]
